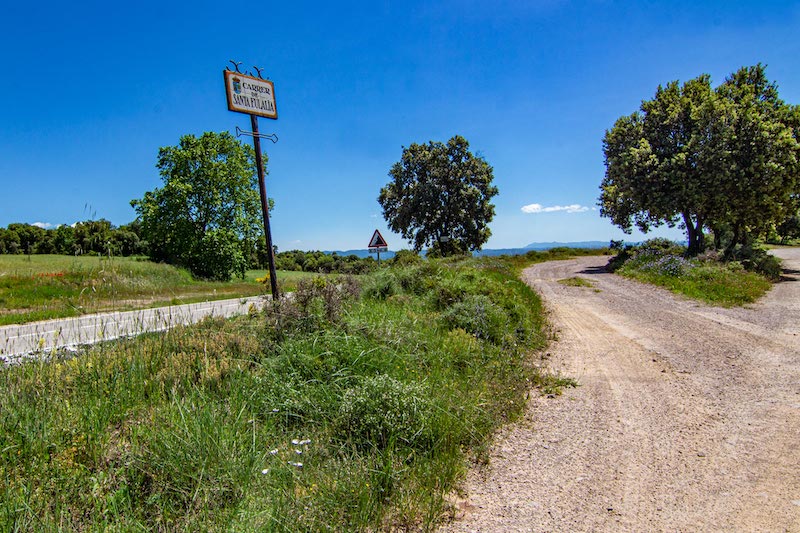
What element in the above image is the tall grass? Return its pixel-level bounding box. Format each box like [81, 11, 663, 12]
[1, 257, 558, 531]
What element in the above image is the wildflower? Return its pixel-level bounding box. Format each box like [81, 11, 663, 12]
[295, 449, 303, 455]
[292, 438, 312, 446]
[288, 461, 303, 468]
[261, 468, 270, 475]
[269, 449, 279, 455]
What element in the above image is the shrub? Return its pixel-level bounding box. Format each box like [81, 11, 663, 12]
[725, 244, 783, 281]
[441, 294, 508, 344]
[338, 374, 431, 450]
[362, 270, 400, 300]
[608, 238, 688, 274]
[637, 254, 693, 277]
[637, 237, 684, 255]
[390, 249, 422, 266]
[264, 276, 360, 340]
[749, 252, 782, 281]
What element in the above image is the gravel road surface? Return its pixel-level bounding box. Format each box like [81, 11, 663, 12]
[442, 248, 800, 532]
[0, 296, 267, 362]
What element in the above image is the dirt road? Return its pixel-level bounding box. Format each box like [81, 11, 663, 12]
[441, 249, 800, 532]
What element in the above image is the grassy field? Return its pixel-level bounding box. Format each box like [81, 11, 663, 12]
[0, 255, 316, 326]
[0, 253, 588, 531]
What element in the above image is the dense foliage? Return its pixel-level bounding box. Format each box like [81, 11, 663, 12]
[0, 220, 145, 257]
[378, 135, 498, 256]
[600, 65, 800, 256]
[131, 132, 265, 281]
[273, 249, 377, 274]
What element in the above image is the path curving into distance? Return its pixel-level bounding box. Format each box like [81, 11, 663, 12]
[441, 248, 800, 532]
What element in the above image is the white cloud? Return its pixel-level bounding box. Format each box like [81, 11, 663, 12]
[520, 203, 590, 214]
[32, 222, 54, 229]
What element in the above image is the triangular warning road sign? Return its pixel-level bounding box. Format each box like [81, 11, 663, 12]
[368, 229, 388, 248]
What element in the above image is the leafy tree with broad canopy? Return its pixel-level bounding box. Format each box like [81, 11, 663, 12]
[378, 135, 498, 256]
[600, 65, 800, 256]
[131, 132, 265, 280]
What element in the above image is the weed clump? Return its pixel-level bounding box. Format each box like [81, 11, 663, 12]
[264, 275, 360, 340]
[338, 374, 431, 450]
[442, 295, 508, 344]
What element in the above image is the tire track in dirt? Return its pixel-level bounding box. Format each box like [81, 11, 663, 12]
[440, 249, 800, 532]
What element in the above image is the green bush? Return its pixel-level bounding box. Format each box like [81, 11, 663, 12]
[264, 276, 360, 339]
[441, 294, 509, 344]
[362, 269, 400, 300]
[338, 374, 431, 450]
[390, 249, 422, 266]
[740, 248, 782, 280]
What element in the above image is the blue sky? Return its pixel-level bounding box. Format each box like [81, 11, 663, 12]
[2, 1, 799, 251]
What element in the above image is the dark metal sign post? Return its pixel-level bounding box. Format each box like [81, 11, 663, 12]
[224, 61, 280, 300]
[249, 115, 279, 300]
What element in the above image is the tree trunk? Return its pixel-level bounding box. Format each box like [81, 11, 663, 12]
[724, 223, 743, 259]
[683, 212, 705, 257]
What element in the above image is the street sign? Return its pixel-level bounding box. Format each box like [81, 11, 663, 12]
[223, 70, 278, 119]
[368, 229, 388, 249]
[369, 247, 388, 254]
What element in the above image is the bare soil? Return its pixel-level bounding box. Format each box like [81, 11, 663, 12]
[440, 248, 800, 532]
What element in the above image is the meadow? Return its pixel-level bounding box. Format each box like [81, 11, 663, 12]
[0, 252, 587, 531]
[0, 255, 315, 326]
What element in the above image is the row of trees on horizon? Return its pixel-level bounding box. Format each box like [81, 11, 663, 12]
[0, 220, 387, 276]
[0, 220, 145, 257]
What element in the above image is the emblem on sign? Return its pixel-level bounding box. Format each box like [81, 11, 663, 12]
[223, 70, 278, 120]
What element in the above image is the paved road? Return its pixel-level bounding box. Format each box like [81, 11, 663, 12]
[0, 296, 268, 362]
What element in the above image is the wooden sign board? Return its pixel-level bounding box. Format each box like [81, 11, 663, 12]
[223, 70, 278, 119]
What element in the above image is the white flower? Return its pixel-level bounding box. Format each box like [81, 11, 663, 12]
[295, 449, 303, 455]
[269, 449, 279, 455]
[261, 468, 270, 475]
[288, 461, 303, 468]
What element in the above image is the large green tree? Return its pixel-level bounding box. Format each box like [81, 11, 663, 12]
[378, 135, 498, 256]
[131, 132, 264, 280]
[600, 65, 800, 256]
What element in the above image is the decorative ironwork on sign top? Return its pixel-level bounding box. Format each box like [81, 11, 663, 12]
[224, 62, 277, 120]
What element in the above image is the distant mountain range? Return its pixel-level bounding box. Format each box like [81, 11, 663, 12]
[523, 240, 610, 250]
[326, 241, 611, 259]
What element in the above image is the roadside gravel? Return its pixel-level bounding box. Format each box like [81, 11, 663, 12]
[440, 248, 800, 532]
